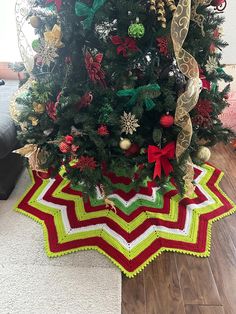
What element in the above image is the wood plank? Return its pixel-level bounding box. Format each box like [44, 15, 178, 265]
[122, 143, 236, 312]
[185, 305, 225, 314]
[208, 219, 236, 314]
[144, 253, 185, 314]
[122, 272, 146, 314]
[210, 144, 236, 248]
[175, 254, 221, 305]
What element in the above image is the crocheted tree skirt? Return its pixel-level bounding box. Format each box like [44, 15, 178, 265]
[16, 163, 235, 277]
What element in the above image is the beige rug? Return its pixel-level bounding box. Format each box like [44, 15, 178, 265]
[0, 169, 121, 314]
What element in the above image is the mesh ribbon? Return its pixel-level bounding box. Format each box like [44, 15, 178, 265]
[171, 0, 201, 194]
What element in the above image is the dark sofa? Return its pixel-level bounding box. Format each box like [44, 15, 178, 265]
[0, 80, 24, 199]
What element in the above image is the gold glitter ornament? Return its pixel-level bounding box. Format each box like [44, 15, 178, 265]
[119, 138, 132, 150]
[196, 146, 211, 162]
[120, 111, 140, 135]
[33, 103, 45, 114]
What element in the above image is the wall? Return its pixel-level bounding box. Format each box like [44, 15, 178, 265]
[222, 1, 236, 64]
[0, 1, 21, 62]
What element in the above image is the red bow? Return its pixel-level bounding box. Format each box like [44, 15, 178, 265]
[148, 142, 175, 179]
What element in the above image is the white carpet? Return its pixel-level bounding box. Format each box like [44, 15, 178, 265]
[0, 170, 121, 314]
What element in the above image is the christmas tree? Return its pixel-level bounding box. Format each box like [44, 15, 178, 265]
[13, 0, 233, 201]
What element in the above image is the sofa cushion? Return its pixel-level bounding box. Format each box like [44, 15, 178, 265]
[0, 80, 19, 158]
[0, 113, 17, 159]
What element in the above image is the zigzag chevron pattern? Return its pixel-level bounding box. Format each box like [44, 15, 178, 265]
[16, 164, 236, 277]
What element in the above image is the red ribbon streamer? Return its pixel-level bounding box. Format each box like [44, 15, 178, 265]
[148, 142, 176, 179]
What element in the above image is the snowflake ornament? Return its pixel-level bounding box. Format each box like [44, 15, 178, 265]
[205, 56, 218, 74]
[37, 40, 58, 66]
[120, 112, 140, 135]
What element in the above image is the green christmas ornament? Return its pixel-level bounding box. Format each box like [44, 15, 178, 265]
[32, 39, 41, 53]
[128, 18, 145, 39]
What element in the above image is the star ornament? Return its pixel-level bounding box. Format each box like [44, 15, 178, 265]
[121, 112, 140, 135]
[44, 24, 64, 48]
[45, 0, 62, 12]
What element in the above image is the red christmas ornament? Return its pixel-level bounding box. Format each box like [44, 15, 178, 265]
[111, 36, 138, 57]
[97, 125, 109, 136]
[84, 52, 106, 87]
[210, 0, 227, 11]
[125, 143, 140, 156]
[156, 37, 169, 56]
[160, 113, 174, 128]
[59, 142, 71, 153]
[65, 135, 74, 144]
[75, 156, 97, 171]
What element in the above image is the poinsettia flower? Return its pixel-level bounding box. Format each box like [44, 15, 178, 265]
[97, 125, 109, 136]
[84, 52, 106, 87]
[76, 156, 97, 171]
[111, 36, 138, 57]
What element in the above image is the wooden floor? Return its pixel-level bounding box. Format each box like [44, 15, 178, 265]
[122, 143, 236, 314]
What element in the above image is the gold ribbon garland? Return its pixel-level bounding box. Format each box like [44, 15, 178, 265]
[171, 0, 201, 194]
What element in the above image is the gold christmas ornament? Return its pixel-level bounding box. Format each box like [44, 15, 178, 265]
[148, 0, 176, 28]
[30, 16, 42, 28]
[119, 138, 132, 150]
[44, 24, 64, 49]
[196, 146, 211, 162]
[121, 111, 140, 135]
[165, 0, 177, 12]
[28, 116, 39, 126]
[33, 102, 46, 114]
